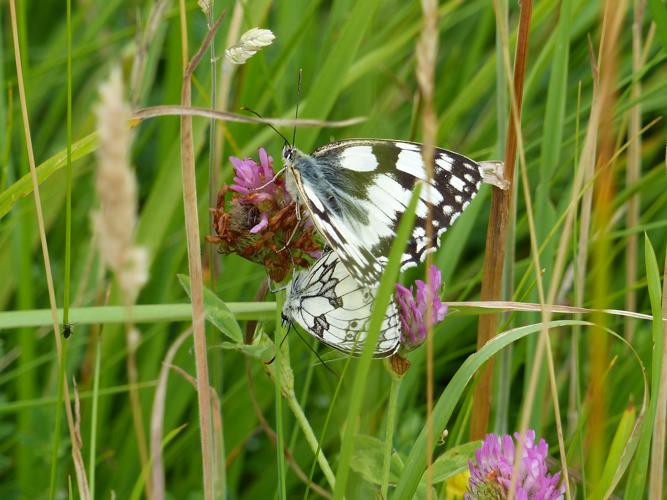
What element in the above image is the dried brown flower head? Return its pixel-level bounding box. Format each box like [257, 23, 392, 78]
[208, 148, 322, 282]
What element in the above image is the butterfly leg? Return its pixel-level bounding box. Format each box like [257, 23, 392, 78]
[278, 215, 303, 253]
[251, 166, 287, 191]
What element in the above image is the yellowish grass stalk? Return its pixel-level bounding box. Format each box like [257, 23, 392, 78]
[416, 0, 438, 495]
[625, 0, 645, 342]
[177, 9, 227, 499]
[490, 0, 571, 497]
[589, 0, 626, 485]
[8, 0, 90, 497]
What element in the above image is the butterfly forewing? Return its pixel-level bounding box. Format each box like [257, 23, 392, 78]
[283, 251, 401, 357]
[289, 139, 482, 286]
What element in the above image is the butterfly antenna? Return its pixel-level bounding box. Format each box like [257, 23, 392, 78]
[241, 105, 291, 145]
[265, 321, 295, 365]
[292, 68, 302, 147]
[290, 326, 339, 378]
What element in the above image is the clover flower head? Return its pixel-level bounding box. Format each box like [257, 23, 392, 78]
[394, 264, 447, 350]
[465, 430, 565, 500]
[209, 148, 322, 282]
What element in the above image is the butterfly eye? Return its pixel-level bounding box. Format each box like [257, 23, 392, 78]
[282, 145, 295, 162]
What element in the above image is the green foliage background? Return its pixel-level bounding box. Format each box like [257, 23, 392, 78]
[0, 0, 665, 498]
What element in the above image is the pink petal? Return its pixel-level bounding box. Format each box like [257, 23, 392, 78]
[258, 147, 273, 176]
[249, 212, 269, 233]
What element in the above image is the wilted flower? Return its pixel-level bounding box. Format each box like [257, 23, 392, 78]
[225, 28, 275, 64]
[394, 264, 447, 350]
[465, 430, 565, 500]
[208, 148, 322, 282]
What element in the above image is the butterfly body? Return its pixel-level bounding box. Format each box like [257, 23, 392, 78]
[283, 250, 400, 357]
[282, 139, 484, 286]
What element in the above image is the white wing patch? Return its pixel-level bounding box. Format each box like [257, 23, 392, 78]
[283, 251, 401, 357]
[339, 146, 378, 171]
[396, 149, 426, 179]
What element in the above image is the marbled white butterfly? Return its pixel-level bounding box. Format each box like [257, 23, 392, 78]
[282, 139, 504, 287]
[282, 250, 401, 357]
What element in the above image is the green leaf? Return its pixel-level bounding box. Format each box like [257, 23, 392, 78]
[216, 341, 273, 361]
[350, 435, 404, 485]
[591, 404, 637, 499]
[428, 441, 480, 484]
[178, 274, 243, 343]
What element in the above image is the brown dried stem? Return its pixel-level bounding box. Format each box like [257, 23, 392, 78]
[470, 0, 531, 440]
[589, 0, 626, 484]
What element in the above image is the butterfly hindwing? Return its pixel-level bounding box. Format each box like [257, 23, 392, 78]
[283, 251, 401, 357]
[287, 139, 482, 286]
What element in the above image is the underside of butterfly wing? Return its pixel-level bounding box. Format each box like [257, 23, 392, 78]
[283, 251, 401, 357]
[290, 139, 482, 286]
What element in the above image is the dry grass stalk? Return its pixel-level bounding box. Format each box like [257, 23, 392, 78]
[130, 0, 171, 105]
[177, 9, 227, 499]
[94, 68, 148, 304]
[416, 0, 438, 495]
[132, 105, 364, 128]
[8, 0, 90, 497]
[489, 1, 571, 497]
[588, 0, 626, 484]
[150, 329, 192, 500]
[470, 0, 531, 440]
[625, 0, 645, 342]
[94, 66, 151, 498]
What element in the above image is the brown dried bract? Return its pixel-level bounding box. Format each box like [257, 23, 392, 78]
[208, 185, 322, 282]
[388, 352, 411, 376]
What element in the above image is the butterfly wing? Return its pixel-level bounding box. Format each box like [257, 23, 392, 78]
[283, 251, 401, 357]
[290, 139, 482, 286]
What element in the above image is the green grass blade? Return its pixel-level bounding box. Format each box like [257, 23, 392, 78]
[624, 234, 664, 498]
[394, 318, 648, 498]
[332, 183, 421, 499]
[648, 0, 667, 54]
[297, 0, 383, 151]
[0, 302, 275, 329]
[0, 131, 97, 219]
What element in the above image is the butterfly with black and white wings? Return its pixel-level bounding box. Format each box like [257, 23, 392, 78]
[282, 250, 401, 357]
[282, 139, 506, 287]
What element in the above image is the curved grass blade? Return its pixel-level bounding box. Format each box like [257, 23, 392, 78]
[332, 183, 421, 499]
[394, 319, 648, 498]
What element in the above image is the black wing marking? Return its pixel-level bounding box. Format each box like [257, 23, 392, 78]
[283, 251, 401, 357]
[291, 139, 482, 286]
